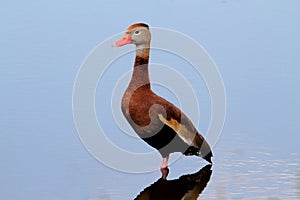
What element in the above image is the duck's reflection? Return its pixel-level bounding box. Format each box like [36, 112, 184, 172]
[135, 165, 212, 200]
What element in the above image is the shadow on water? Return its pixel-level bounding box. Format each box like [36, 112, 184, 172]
[134, 164, 212, 200]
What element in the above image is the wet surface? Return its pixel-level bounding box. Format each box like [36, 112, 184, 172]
[122, 133, 299, 200]
[88, 132, 299, 200]
[199, 133, 300, 199]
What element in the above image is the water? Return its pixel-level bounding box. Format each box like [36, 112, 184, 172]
[90, 132, 299, 199]
[1, 1, 299, 199]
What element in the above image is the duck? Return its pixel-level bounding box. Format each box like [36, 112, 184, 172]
[115, 23, 213, 170]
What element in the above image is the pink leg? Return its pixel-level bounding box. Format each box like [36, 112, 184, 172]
[160, 155, 170, 179]
[160, 155, 169, 169]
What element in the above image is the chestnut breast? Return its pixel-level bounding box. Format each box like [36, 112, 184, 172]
[121, 85, 168, 132]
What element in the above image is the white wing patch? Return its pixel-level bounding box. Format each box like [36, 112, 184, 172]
[158, 114, 196, 146]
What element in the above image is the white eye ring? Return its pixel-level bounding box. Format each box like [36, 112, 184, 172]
[134, 30, 141, 35]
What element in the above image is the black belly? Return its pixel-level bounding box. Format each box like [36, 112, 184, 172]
[142, 125, 198, 157]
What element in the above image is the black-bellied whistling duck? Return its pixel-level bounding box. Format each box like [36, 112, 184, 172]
[115, 23, 213, 170]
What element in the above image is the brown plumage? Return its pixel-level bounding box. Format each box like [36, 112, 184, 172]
[127, 23, 149, 31]
[115, 23, 213, 169]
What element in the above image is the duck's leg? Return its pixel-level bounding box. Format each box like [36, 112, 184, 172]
[160, 155, 169, 169]
[160, 155, 169, 179]
[160, 166, 169, 179]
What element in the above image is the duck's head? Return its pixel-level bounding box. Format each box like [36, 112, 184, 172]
[115, 23, 151, 48]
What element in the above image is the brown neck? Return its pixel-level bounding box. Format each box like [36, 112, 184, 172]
[129, 47, 150, 90]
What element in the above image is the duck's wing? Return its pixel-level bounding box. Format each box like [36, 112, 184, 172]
[156, 98, 213, 161]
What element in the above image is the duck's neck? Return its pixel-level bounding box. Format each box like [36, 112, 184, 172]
[129, 46, 151, 90]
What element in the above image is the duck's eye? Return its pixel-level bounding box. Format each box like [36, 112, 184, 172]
[134, 30, 141, 35]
